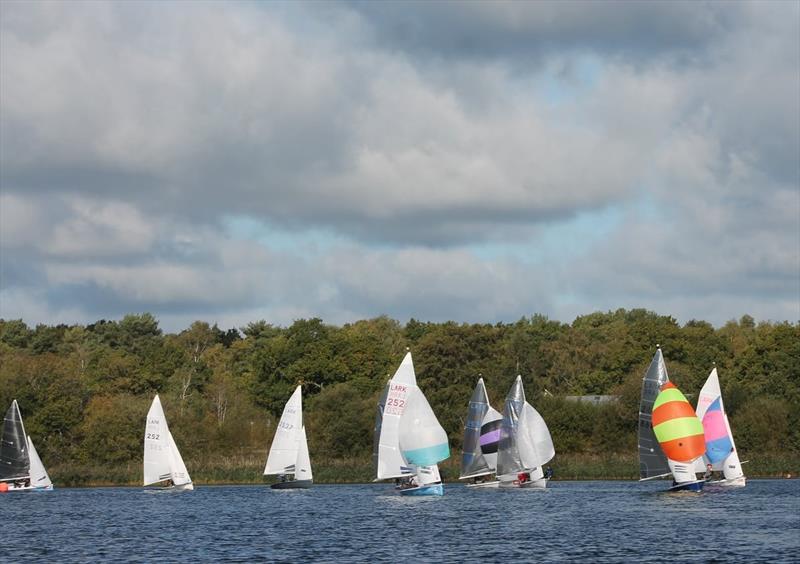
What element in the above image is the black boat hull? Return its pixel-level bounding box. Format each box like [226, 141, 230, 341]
[270, 480, 313, 490]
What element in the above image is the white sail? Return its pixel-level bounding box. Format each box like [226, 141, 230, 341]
[294, 425, 313, 482]
[167, 432, 192, 487]
[415, 464, 441, 486]
[696, 367, 744, 482]
[26, 436, 52, 489]
[264, 386, 304, 475]
[669, 459, 699, 484]
[517, 402, 555, 470]
[143, 395, 192, 488]
[375, 352, 418, 480]
[497, 376, 555, 481]
[399, 387, 450, 467]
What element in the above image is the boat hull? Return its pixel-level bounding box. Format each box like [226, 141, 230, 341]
[1, 484, 53, 492]
[465, 480, 500, 489]
[271, 480, 313, 490]
[399, 483, 444, 496]
[668, 479, 704, 492]
[707, 476, 746, 487]
[498, 478, 547, 489]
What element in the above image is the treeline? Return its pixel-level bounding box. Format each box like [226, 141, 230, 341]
[0, 309, 797, 484]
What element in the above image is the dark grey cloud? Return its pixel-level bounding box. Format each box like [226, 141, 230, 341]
[345, 0, 745, 63]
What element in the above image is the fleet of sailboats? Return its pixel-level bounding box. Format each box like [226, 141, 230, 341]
[0, 400, 52, 492]
[373, 351, 450, 495]
[3, 346, 756, 495]
[264, 386, 313, 489]
[143, 395, 194, 491]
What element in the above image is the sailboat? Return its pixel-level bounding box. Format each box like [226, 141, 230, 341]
[695, 367, 746, 487]
[264, 385, 313, 489]
[373, 351, 450, 496]
[459, 377, 502, 488]
[0, 400, 53, 492]
[143, 395, 194, 491]
[496, 376, 555, 489]
[638, 347, 705, 492]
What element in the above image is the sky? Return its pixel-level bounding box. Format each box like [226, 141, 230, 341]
[1, 0, 798, 333]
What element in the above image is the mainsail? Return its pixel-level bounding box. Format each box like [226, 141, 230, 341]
[0, 400, 30, 481]
[637, 348, 671, 480]
[264, 386, 304, 475]
[460, 378, 502, 479]
[373, 352, 417, 480]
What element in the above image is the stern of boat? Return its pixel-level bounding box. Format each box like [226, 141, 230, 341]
[399, 483, 444, 496]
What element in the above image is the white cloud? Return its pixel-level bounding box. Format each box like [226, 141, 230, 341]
[0, 1, 797, 330]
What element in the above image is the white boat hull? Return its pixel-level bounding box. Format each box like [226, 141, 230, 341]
[1, 483, 53, 492]
[465, 480, 500, 489]
[148, 482, 194, 491]
[707, 476, 746, 487]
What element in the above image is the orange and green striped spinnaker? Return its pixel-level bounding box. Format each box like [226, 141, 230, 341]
[652, 382, 705, 462]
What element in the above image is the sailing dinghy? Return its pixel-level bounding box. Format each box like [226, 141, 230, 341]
[264, 386, 313, 489]
[638, 347, 705, 492]
[143, 395, 194, 491]
[373, 351, 450, 496]
[460, 377, 502, 488]
[695, 367, 746, 487]
[0, 400, 53, 492]
[496, 376, 555, 489]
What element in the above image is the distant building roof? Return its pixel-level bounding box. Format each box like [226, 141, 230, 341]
[564, 395, 619, 405]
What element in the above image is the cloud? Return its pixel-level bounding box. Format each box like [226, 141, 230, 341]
[0, 1, 797, 331]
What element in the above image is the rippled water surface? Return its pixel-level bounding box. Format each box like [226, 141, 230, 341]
[1, 480, 798, 562]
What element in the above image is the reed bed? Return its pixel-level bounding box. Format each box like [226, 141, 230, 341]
[48, 451, 799, 487]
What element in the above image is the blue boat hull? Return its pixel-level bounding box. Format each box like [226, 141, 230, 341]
[668, 480, 704, 493]
[399, 483, 444, 496]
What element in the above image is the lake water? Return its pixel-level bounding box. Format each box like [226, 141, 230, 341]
[1, 480, 798, 562]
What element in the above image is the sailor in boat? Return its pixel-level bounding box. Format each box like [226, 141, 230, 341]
[544, 466, 553, 480]
[517, 471, 531, 485]
[704, 464, 713, 481]
[398, 476, 417, 490]
[472, 475, 487, 485]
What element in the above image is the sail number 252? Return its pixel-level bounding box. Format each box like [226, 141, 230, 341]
[146, 433, 160, 440]
[384, 397, 406, 415]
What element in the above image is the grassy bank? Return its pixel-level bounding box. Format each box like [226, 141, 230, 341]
[49, 451, 800, 487]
